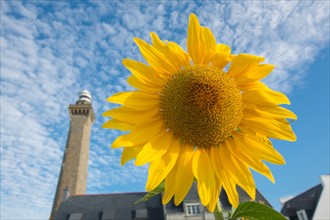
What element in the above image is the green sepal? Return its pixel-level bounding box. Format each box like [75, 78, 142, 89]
[134, 182, 165, 204]
[214, 200, 224, 220]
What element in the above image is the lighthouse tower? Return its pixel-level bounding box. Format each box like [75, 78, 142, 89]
[50, 90, 95, 219]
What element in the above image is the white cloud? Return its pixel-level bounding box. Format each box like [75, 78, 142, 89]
[280, 195, 294, 204]
[194, 1, 330, 92]
[1, 97, 63, 219]
[1, 1, 329, 219]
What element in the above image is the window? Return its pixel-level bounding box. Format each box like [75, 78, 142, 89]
[135, 209, 148, 220]
[185, 203, 201, 216]
[68, 213, 82, 220]
[102, 210, 115, 220]
[297, 209, 308, 220]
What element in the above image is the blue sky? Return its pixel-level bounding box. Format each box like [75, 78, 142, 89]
[1, 1, 329, 219]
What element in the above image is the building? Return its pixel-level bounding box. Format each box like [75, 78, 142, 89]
[280, 175, 330, 220]
[53, 183, 271, 220]
[51, 90, 272, 220]
[50, 90, 95, 219]
[54, 192, 165, 220]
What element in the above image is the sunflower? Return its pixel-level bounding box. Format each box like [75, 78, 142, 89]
[103, 14, 296, 211]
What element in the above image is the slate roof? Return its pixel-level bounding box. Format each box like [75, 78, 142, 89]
[54, 192, 164, 220]
[55, 183, 272, 220]
[280, 184, 323, 220]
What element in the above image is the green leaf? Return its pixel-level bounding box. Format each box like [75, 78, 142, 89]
[134, 182, 165, 204]
[230, 201, 287, 220]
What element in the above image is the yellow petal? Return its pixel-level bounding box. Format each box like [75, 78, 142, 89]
[216, 43, 231, 54]
[202, 27, 216, 53]
[192, 147, 215, 206]
[102, 106, 159, 124]
[122, 58, 166, 86]
[168, 41, 190, 68]
[241, 116, 296, 142]
[240, 81, 290, 105]
[127, 75, 162, 93]
[135, 131, 172, 166]
[244, 103, 297, 120]
[239, 155, 275, 183]
[210, 146, 223, 179]
[229, 136, 275, 183]
[107, 91, 159, 110]
[205, 148, 222, 212]
[242, 86, 290, 106]
[150, 32, 190, 70]
[187, 14, 221, 65]
[219, 140, 256, 200]
[235, 64, 275, 86]
[221, 169, 239, 208]
[112, 117, 163, 148]
[102, 119, 134, 131]
[174, 143, 194, 205]
[134, 37, 177, 74]
[121, 145, 143, 165]
[228, 54, 264, 78]
[209, 44, 232, 69]
[210, 145, 239, 208]
[233, 165, 256, 201]
[200, 26, 216, 63]
[146, 137, 180, 191]
[187, 13, 206, 64]
[234, 132, 285, 165]
[206, 177, 221, 212]
[162, 164, 177, 204]
[150, 32, 166, 48]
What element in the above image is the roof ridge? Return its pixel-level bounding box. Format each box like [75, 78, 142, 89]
[70, 191, 148, 197]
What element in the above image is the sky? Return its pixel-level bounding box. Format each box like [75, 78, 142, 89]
[0, 1, 329, 219]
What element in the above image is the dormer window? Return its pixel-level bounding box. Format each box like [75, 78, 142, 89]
[135, 208, 148, 220]
[297, 209, 308, 220]
[68, 213, 82, 220]
[185, 203, 201, 216]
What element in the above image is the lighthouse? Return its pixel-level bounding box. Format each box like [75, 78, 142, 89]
[50, 90, 95, 219]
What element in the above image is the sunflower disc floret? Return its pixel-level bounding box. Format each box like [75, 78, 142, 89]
[160, 65, 243, 147]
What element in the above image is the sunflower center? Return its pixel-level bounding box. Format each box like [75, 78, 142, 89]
[159, 65, 244, 147]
